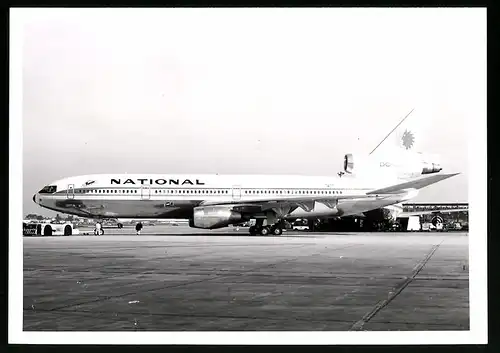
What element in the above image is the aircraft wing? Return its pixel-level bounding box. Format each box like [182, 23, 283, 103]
[199, 194, 374, 207]
[198, 194, 389, 214]
[366, 173, 460, 195]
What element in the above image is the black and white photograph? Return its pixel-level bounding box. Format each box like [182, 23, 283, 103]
[10, 7, 487, 345]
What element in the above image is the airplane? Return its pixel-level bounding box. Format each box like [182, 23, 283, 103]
[32, 110, 459, 236]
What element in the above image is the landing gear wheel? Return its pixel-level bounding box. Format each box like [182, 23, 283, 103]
[260, 227, 270, 236]
[272, 227, 283, 236]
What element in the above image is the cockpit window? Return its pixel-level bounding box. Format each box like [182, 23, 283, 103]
[39, 185, 57, 194]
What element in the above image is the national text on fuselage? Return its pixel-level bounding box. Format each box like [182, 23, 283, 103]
[110, 178, 205, 186]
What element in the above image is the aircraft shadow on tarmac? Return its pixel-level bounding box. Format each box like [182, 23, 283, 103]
[147, 233, 325, 238]
[79, 230, 326, 238]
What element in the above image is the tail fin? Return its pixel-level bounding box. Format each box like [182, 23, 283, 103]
[369, 109, 428, 157]
[341, 109, 441, 178]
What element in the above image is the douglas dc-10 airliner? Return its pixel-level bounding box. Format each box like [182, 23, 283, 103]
[33, 111, 459, 236]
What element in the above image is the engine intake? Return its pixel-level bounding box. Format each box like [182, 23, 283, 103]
[191, 206, 242, 229]
[344, 154, 354, 174]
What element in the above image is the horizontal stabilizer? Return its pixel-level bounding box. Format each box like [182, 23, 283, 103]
[366, 173, 460, 195]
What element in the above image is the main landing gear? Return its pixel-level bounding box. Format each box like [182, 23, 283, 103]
[249, 219, 284, 236]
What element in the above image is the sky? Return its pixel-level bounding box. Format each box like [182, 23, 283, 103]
[18, 8, 486, 216]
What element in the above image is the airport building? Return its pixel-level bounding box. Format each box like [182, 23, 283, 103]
[311, 202, 469, 232]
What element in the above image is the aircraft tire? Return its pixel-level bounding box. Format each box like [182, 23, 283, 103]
[43, 225, 52, 237]
[64, 225, 72, 236]
[272, 227, 282, 236]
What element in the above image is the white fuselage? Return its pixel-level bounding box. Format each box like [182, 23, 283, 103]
[33, 173, 415, 222]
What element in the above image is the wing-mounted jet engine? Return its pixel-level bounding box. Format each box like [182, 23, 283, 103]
[189, 205, 244, 229]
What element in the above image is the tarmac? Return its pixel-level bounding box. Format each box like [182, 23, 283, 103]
[23, 225, 469, 331]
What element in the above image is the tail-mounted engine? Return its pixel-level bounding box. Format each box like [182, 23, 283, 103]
[344, 154, 354, 174]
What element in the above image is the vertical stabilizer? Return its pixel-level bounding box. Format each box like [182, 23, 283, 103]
[369, 109, 428, 158]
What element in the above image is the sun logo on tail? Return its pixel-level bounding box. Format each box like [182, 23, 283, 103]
[401, 130, 415, 150]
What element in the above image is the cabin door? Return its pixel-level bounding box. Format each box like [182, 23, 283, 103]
[141, 186, 151, 200]
[67, 184, 75, 199]
[232, 185, 241, 201]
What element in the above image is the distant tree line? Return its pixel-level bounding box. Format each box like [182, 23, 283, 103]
[25, 213, 74, 221]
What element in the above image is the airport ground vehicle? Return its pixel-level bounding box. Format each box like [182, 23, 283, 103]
[406, 216, 421, 231]
[23, 220, 78, 236]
